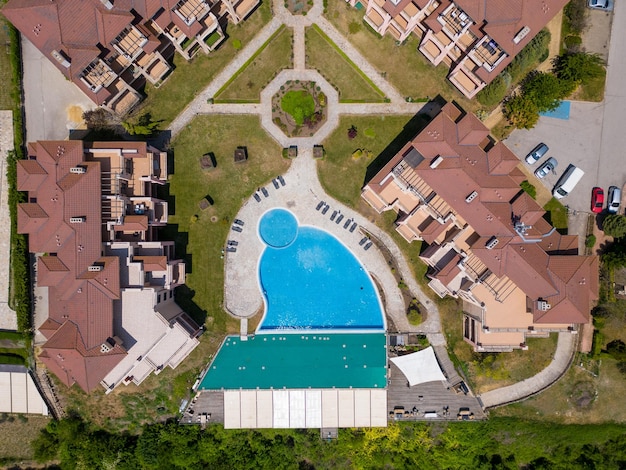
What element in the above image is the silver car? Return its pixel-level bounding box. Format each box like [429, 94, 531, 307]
[588, 0, 613, 11]
[607, 186, 621, 214]
[534, 157, 558, 179]
[525, 143, 549, 164]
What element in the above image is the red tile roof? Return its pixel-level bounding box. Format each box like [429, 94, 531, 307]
[365, 102, 599, 325]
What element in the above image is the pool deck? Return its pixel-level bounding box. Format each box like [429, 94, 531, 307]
[223, 148, 443, 340]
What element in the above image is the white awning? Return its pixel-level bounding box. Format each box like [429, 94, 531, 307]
[390, 346, 446, 386]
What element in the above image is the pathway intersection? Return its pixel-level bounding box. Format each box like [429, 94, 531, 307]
[167, 0, 578, 409]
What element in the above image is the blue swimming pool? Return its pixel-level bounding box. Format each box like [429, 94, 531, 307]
[257, 208, 384, 331]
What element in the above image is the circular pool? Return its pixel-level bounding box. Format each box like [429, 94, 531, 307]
[258, 208, 298, 248]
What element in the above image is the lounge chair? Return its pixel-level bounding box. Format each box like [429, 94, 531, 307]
[364, 241, 372, 250]
[232, 226, 243, 233]
[322, 205, 329, 215]
[234, 219, 245, 226]
[272, 179, 279, 189]
[254, 193, 261, 202]
[359, 237, 368, 246]
[330, 211, 337, 221]
[336, 214, 344, 224]
[343, 219, 351, 229]
[227, 246, 237, 253]
[278, 175, 285, 186]
[316, 201, 324, 211]
[261, 187, 269, 197]
[228, 240, 239, 246]
[350, 222, 357, 232]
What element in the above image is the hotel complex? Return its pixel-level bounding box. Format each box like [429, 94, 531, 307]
[2, 0, 260, 114]
[346, 0, 567, 98]
[17, 140, 201, 392]
[362, 103, 598, 352]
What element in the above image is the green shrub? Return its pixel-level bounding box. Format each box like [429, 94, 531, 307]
[504, 94, 539, 129]
[477, 72, 511, 107]
[364, 128, 376, 138]
[564, 35, 582, 52]
[507, 29, 551, 82]
[554, 52, 605, 84]
[520, 180, 537, 199]
[348, 21, 361, 34]
[585, 234, 596, 248]
[564, 0, 588, 35]
[591, 330, 604, 358]
[281, 90, 315, 125]
[603, 214, 626, 238]
[232, 39, 243, 50]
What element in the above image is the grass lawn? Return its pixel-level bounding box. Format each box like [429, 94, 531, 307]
[0, 18, 14, 110]
[318, 114, 430, 207]
[215, 25, 293, 103]
[543, 197, 568, 233]
[492, 354, 626, 423]
[305, 25, 385, 103]
[572, 70, 606, 102]
[324, 2, 478, 112]
[0, 415, 50, 464]
[61, 116, 288, 430]
[130, 1, 272, 125]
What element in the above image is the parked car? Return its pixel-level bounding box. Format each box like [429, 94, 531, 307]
[525, 143, 549, 164]
[607, 186, 621, 214]
[553, 165, 585, 199]
[534, 157, 557, 179]
[588, 0, 613, 11]
[591, 187, 604, 213]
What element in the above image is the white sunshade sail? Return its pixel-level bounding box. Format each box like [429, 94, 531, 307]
[390, 346, 446, 386]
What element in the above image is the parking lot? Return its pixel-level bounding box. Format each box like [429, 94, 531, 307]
[504, 3, 626, 216]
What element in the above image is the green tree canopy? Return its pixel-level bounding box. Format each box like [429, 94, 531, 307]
[603, 214, 626, 238]
[553, 52, 605, 83]
[522, 72, 574, 112]
[281, 90, 315, 126]
[504, 94, 539, 129]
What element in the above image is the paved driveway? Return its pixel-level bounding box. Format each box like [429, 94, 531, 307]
[505, 2, 626, 215]
[22, 38, 95, 142]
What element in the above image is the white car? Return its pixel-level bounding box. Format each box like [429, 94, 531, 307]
[588, 0, 613, 11]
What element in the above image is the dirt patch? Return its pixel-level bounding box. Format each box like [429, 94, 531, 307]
[570, 380, 596, 409]
[67, 105, 86, 127]
[285, 0, 313, 15]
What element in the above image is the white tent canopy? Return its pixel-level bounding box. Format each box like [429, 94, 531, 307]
[390, 346, 446, 386]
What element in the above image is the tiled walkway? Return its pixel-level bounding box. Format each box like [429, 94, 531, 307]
[0, 111, 18, 330]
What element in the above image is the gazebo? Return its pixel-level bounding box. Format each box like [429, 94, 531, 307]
[234, 147, 248, 163]
[200, 153, 216, 170]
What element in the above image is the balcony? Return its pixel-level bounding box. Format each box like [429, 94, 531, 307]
[128, 198, 168, 225]
[112, 26, 148, 61]
[438, 4, 472, 38]
[469, 37, 508, 72]
[80, 59, 117, 93]
[173, 0, 211, 26]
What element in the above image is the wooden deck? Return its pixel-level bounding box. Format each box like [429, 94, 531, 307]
[179, 390, 225, 425]
[432, 345, 463, 387]
[386, 362, 485, 421]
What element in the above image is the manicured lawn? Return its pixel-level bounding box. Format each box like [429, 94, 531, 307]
[572, 69, 606, 102]
[281, 90, 315, 124]
[305, 25, 385, 102]
[215, 25, 293, 103]
[318, 114, 430, 207]
[0, 18, 14, 110]
[61, 116, 289, 430]
[131, 1, 272, 124]
[324, 2, 478, 111]
[543, 197, 568, 233]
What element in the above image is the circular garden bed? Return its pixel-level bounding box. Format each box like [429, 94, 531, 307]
[272, 81, 327, 137]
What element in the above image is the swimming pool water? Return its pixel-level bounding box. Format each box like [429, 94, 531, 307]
[199, 333, 388, 390]
[257, 209, 384, 330]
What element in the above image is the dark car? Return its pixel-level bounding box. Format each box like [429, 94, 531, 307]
[591, 187, 604, 213]
[525, 143, 549, 164]
[534, 157, 557, 179]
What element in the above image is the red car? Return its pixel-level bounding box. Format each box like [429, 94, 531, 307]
[591, 187, 604, 213]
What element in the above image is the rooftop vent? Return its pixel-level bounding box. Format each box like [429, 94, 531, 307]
[69, 216, 86, 224]
[100, 0, 114, 9]
[88, 265, 103, 272]
[485, 236, 499, 250]
[51, 50, 71, 68]
[70, 166, 86, 174]
[100, 339, 115, 353]
[513, 26, 530, 45]
[465, 190, 478, 203]
[430, 156, 444, 169]
[538, 300, 551, 311]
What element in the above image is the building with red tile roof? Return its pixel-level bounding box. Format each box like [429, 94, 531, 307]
[346, 0, 567, 98]
[18, 140, 200, 392]
[362, 103, 598, 352]
[2, 0, 259, 114]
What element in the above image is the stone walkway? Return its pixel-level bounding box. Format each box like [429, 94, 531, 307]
[0, 111, 18, 331]
[479, 332, 578, 408]
[166, 0, 576, 408]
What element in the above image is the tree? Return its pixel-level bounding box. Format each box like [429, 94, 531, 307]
[503, 94, 539, 129]
[553, 52, 604, 83]
[477, 72, 511, 107]
[348, 125, 358, 139]
[522, 72, 574, 112]
[603, 214, 626, 238]
[122, 112, 161, 136]
[83, 108, 115, 131]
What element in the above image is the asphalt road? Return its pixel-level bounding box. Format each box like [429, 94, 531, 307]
[505, 2, 625, 215]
